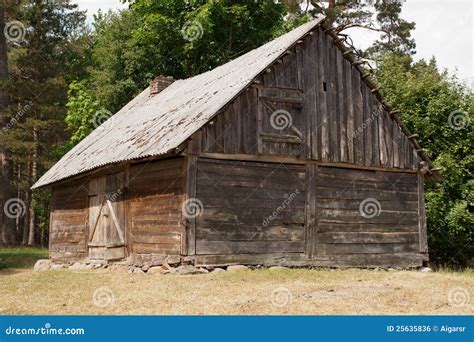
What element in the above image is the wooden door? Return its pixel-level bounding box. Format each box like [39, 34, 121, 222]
[88, 172, 126, 261]
[257, 86, 305, 157]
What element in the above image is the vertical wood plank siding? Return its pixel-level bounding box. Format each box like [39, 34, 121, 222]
[188, 26, 421, 171]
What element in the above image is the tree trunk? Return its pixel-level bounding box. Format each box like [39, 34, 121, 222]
[286, 0, 301, 15]
[0, 6, 15, 245]
[27, 128, 37, 246]
[22, 188, 30, 245]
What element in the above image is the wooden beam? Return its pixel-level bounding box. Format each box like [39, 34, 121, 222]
[184, 155, 197, 256]
[197, 153, 419, 174]
[418, 173, 428, 254]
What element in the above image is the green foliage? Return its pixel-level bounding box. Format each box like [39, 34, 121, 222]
[375, 54, 474, 267]
[64, 81, 101, 147]
[83, 0, 288, 114]
[305, 0, 415, 58]
[31, 190, 51, 238]
[0, 0, 87, 244]
[1, 0, 87, 180]
[368, 0, 416, 56]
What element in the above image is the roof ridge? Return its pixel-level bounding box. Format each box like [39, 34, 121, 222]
[32, 16, 326, 189]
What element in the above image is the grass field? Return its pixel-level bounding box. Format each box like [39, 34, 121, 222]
[0, 246, 48, 270]
[0, 263, 472, 315]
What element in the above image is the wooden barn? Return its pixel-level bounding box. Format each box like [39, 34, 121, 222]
[32, 16, 440, 268]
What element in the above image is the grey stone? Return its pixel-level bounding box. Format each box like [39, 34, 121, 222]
[50, 263, 67, 270]
[419, 267, 433, 273]
[165, 255, 181, 266]
[147, 266, 165, 275]
[69, 262, 87, 270]
[226, 265, 249, 272]
[133, 268, 145, 274]
[211, 267, 226, 274]
[33, 259, 51, 272]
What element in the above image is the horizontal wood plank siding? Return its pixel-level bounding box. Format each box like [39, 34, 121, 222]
[314, 166, 420, 259]
[195, 158, 306, 255]
[128, 158, 185, 256]
[50, 181, 88, 262]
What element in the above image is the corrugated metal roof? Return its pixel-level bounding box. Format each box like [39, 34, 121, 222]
[32, 16, 326, 189]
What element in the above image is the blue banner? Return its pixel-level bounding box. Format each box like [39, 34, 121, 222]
[0, 316, 472, 342]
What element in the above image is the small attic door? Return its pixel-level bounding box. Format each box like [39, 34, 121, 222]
[87, 172, 126, 261]
[256, 86, 305, 157]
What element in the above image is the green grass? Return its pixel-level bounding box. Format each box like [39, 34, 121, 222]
[0, 246, 48, 270]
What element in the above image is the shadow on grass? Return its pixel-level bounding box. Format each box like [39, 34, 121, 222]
[0, 246, 48, 270]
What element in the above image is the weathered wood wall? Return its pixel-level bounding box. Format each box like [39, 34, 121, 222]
[189, 157, 426, 268]
[50, 180, 88, 262]
[128, 158, 185, 262]
[311, 166, 422, 266]
[187, 26, 421, 171]
[48, 24, 428, 268]
[194, 159, 306, 255]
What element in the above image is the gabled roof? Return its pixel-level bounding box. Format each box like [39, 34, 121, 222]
[32, 16, 326, 189]
[33, 15, 439, 189]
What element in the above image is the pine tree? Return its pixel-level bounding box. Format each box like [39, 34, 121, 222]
[0, 3, 17, 244]
[0, 0, 86, 244]
[367, 0, 416, 57]
[287, 0, 416, 59]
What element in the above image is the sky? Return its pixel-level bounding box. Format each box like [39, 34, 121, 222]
[75, 0, 473, 87]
